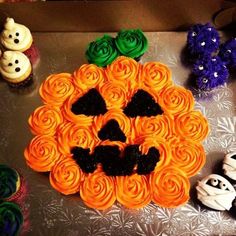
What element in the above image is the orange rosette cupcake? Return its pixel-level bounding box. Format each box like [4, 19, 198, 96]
[24, 135, 61, 172]
[150, 166, 190, 208]
[80, 166, 116, 210]
[39, 73, 75, 106]
[73, 64, 105, 91]
[62, 90, 93, 126]
[50, 157, 84, 195]
[93, 109, 132, 141]
[105, 56, 139, 91]
[28, 105, 62, 136]
[175, 110, 209, 142]
[57, 122, 98, 155]
[159, 86, 194, 116]
[116, 174, 151, 209]
[141, 61, 172, 93]
[169, 137, 206, 177]
[97, 80, 128, 110]
[133, 114, 173, 140]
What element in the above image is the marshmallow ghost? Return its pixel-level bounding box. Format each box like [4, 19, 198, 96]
[196, 174, 236, 211]
[0, 50, 32, 84]
[223, 152, 236, 180]
[0, 18, 33, 52]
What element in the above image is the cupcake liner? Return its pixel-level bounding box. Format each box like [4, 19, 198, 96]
[24, 43, 40, 68]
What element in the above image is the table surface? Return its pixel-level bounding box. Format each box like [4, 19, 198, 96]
[0, 32, 236, 236]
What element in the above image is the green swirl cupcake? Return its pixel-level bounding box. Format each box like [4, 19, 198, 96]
[0, 165, 21, 200]
[115, 29, 148, 60]
[85, 35, 119, 67]
[0, 202, 23, 236]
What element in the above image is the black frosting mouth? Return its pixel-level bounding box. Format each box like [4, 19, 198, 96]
[71, 144, 160, 176]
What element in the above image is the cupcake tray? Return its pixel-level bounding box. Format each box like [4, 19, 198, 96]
[0, 32, 236, 236]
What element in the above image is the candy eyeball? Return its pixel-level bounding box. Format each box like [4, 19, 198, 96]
[211, 178, 218, 186]
[219, 181, 228, 190]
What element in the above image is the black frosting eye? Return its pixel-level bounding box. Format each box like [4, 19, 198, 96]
[8, 63, 12, 66]
[15, 32, 19, 36]
[9, 34, 12, 38]
[15, 60, 19, 64]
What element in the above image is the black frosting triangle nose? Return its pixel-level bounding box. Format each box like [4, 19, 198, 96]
[98, 119, 126, 142]
[71, 88, 107, 116]
[123, 89, 163, 117]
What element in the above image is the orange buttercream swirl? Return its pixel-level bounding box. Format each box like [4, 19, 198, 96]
[28, 105, 62, 136]
[105, 56, 139, 90]
[175, 110, 209, 142]
[98, 81, 128, 109]
[150, 166, 190, 208]
[159, 86, 194, 115]
[80, 166, 116, 210]
[24, 135, 61, 172]
[73, 64, 105, 91]
[39, 73, 75, 106]
[141, 61, 172, 92]
[116, 174, 151, 209]
[62, 90, 93, 126]
[93, 109, 132, 140]
[133, 114, 173, 140]
[50, 157, 84, 195]
[169, 137, 206, 177]
[57, 122, 98, 155]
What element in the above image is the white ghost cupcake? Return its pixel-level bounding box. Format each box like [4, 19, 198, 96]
[196, 174, 236, 211]
[0, 50, 32, 86]
[223, 152, 236, 181]
[0, 18, 39, 65]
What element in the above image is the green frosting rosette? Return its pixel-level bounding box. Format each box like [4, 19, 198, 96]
[0, 165, 20, 200]
[0, 202, 23, 236]
[115, 29, 148, 59]
[85, 35, 119, 67]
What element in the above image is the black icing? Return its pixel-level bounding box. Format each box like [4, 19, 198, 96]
[123, 89, 163, 117]
[231, 155, 236, 160]
[71, 145, 160, 176]
[206, 179, 229, 191]
[98, 119, 126, 142]
[71, 88, 107, 116]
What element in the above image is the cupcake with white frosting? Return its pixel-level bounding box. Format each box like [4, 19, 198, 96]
[0, 50, 32, 86]
[0, 18, 39, 66]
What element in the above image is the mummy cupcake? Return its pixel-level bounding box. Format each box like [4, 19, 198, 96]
[0, 17, 39, 65]
[196, 174, 236, 211]
[0, 50, 32, 86]
[223, 152, 236, 181]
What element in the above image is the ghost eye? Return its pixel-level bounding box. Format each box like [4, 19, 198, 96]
[8, 63, 13, 66]
[219, 182, 228, 190]
[15, 60, 19, 64]
[210, 178, 218, 186]
[9, 34, 12, 38]
[16, 32, 19, 36]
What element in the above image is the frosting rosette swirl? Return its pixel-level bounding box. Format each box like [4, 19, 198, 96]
[50, 157, 84, 195]
[85, 35, 119, 67]
[24, 135, 61, 172]
[39, 73, 75, 106]
[150, 166, 190, 208]
[57, 122, 98, 155]
[169, 138, 206, 177]
[98, 80, 128, 109]
[80, 167, 116, 210]
[28, 105, 62, 136]
[73, 64, 105, 91]
[105, 56, 139, 90]
[159, 86, 194, 115]
[0, 202, 23, 236]
[141, 62, 172, 92]
[0, 165, 20, 199]
[116, 174, 151, 209]
[175, 110, 209, 142]
[115, 29, 148, 59]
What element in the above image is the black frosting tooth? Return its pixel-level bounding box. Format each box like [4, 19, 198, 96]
[98, 119, 126, 142]
[123, 89, 163, 117]
[71, 88, 107, 116]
